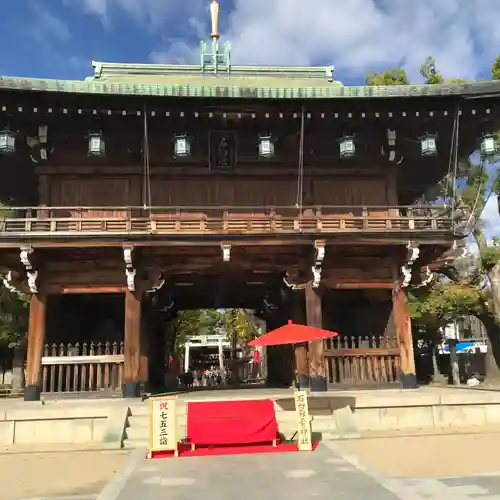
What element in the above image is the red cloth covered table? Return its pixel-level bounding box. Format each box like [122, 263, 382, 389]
[187, 399, 278, 447]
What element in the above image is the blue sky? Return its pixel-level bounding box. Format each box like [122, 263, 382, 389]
[2, 0, 500, 238]
[3, 0, 500, 83]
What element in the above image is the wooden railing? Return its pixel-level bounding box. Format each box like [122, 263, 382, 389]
[0, 205, 452, 237]
[41, 341, 124, 393]
[325, 335, 400, 386]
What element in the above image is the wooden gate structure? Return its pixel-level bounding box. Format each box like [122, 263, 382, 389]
[0, 1, 499, 398]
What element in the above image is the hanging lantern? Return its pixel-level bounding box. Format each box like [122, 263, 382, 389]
[88, 132, 105, 156]
[258, 135, 274, 158]
[420, 133, 438, 157]
[480, 133, 496, 157]
[174, 134, 191, 157]
[0, 129, 16, 154]
[338, 135, 355, 158]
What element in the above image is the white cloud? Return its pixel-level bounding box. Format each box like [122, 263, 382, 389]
[220, 0, 500, 80]
[87, 0, 500, 82]
[28, 4, 71, 43]
[481, 194, 500, 237]
[72, 0, 207, 32]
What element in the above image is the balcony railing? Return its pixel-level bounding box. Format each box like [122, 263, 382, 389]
[0, 205, 452, 237]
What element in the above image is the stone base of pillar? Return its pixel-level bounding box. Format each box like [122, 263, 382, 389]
[24, 384, 41, 401]
[297, 375, 310, 390]
[310, 375, 327, 392]
[400, 372, 418, 389]
[122, 381, 142, 398]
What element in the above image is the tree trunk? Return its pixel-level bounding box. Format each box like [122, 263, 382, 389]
[431, 344, 446, 383]
[473, 228, 500, 381]
[475, 311, 500, 382]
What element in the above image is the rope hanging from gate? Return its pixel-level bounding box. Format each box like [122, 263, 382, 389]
[295, 105, 306, 214]
[142, 104, 152, 216]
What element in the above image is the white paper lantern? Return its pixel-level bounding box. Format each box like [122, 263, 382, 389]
[88, 132, 105, 156]
[480, 134, 496, 157]
[258, 135, 274, 158]
[174, 135, 191, 157]
[420, 133, 438, 156]
[0, 129, 16, 154]
[338, 135, 355, 158]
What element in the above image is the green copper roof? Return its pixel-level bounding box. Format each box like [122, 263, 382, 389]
[89, 60, 342, 91]
[0, 59, 500, 99]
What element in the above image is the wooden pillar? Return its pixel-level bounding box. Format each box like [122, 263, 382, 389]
[392, 280, 418, 389]
[24, 293, 47, 401]
[291, 290, 309, 388]
[123, 289, 143, 398]
[139, 312, 149, 389]
[305, 282, 327, 392]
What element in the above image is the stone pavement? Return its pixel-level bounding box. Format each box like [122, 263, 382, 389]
[95, 442, 500, 500]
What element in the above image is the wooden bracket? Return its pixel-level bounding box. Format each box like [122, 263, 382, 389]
[221, 243, 231, 262]
[20, 246, 38, 294]
[400, 241, 420, 288]
[312, 240, 326, 288]
[123, 245, 136, 292]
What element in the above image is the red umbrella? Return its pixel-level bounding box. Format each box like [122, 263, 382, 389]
[248, 320, 338, 347]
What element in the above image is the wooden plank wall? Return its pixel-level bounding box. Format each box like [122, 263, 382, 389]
[44, 174, 389, 208]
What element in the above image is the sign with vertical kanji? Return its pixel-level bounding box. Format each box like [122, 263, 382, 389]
[294, 390, 312, 451]
[147, 396, 179, 458]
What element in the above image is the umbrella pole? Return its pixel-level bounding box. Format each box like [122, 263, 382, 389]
[293, 343, 300, 390]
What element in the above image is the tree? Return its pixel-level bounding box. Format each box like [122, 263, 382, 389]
[492, 55, 500, 80]
[365, 55, 500, 380]
[172, 309, 221, 353]
[220, 308, 259, 383]
[365, 68, 409, 86]
[0, 283, 28, 349]
[420, 56, 445, 85]
[221, 309, 259, 354]
[0, 282, 29, 392]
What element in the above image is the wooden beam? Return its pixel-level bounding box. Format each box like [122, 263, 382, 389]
[324, 281, 393, 289]
[25, 293, 47, 401]
[123, 289, 143, 397]
[58, 286, 126, 294]
[305, 282, 327, 392]
[392, 279, 417, 388]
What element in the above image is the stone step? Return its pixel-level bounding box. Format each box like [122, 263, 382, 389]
[123, 437, 148, 449]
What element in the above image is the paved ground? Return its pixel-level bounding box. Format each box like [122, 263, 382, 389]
[337, 433, 500, 478]
[93, 437, 500, 500]
[0, 449, 130, 500]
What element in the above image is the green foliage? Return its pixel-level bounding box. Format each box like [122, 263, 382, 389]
[0, 283, 29, 348]
[480, 236, 500, 269]
[172, 309, 221, 351]
[420, 57, 444, 85]
[492, 55, 500, 80]
[220, 308, 259, 345]
[365, 68, 409, 86]
[172, 308, 259, 353]
[409, 282, 486, 329]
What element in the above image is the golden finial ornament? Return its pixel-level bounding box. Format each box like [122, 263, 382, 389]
[210, 0, 220, 40]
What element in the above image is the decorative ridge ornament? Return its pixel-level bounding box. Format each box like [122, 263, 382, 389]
[200, 0, 230, 72]
[210, 0, 220, 40]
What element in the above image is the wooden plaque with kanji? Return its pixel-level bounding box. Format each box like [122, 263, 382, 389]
[148, 396, 179, 457]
